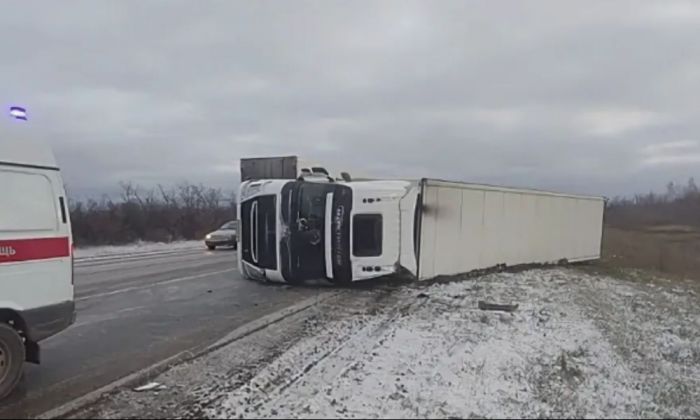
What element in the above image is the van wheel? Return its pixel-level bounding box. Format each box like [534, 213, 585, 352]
[0, 324, 25, 400]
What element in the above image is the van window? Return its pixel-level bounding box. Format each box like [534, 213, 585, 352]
[353, 214, 382, 257]
[0, 169, 58, 232]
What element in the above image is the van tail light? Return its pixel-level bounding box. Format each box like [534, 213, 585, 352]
[71, 242, 75, 285]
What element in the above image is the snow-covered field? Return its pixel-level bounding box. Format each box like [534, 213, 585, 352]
[74, 240, 202, 259]
[73, 267, 700, 419]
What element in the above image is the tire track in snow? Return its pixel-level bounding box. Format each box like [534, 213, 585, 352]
[213, 293, 422, 418]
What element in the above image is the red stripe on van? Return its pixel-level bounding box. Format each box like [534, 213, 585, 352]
[0, 237, 70, 263]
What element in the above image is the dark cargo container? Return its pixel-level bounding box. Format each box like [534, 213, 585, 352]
[240, 156, 298, 182]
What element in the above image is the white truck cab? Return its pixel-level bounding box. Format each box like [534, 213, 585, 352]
[0, 122, 75, 399]
[238, 177, 419, 284]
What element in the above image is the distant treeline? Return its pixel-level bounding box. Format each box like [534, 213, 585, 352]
[606, 178, 700, 229]
[69, 177, 699, 245]
[69, 182, 236, 246]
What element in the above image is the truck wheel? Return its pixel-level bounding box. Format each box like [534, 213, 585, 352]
[207, 245, 216, 250]
[0, 324, 25, 400]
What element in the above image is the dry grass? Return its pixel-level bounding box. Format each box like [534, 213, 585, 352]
[600, 225, 700, 281]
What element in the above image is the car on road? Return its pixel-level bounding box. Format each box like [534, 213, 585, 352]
[1, 125, 75, 400]
[204, 221, 238, 250]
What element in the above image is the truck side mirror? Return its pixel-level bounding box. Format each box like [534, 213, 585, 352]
[340, 172, 352, 182]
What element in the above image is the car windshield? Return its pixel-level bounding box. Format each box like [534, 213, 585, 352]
[220, 221, 237, 230]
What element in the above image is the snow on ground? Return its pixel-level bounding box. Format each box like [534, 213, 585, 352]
[208, 268, 700, 419]
[72, 267, 700, 419]
[73, 240, 203, 259]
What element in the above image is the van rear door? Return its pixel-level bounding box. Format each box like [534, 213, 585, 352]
[0, 164, 74, 339]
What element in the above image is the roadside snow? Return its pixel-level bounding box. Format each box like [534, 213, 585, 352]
[70, 267, 700, 419]
[208, 268, 700, 419]
[74, 240, 202, 259]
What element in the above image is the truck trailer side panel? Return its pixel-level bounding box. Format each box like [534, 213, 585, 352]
[417, 179, 604, 280]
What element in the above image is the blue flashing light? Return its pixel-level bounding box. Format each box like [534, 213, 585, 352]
[9, 106, 28, 121]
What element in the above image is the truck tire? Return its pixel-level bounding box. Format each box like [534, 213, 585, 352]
[207, 245, 216, 250]
[0, 323, 25, 400]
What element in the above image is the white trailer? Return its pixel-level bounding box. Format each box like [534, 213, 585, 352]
[415, 179, 604, 280]
[237, 171, 605, 284]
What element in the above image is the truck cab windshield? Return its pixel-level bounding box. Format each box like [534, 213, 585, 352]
[296, 184, 326, 246]
[281, 181, 351, 282]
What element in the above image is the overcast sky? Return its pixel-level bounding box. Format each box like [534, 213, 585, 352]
[2, 1, 699, 198]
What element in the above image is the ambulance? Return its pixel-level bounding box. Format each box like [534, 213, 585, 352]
[0, 116, 75, 399]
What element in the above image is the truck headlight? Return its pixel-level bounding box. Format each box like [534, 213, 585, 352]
[206, 234, 212, 239]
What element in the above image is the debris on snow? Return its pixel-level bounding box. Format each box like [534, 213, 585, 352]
[134, 382, 166, 392]
[477, 300, 519, 312]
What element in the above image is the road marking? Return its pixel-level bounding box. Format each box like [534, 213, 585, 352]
[76, 268, 236, 302]
[74, 247, 204, 265]
[68, 305, 150, 329]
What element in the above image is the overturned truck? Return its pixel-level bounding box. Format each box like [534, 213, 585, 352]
[237, 158, 604, 284]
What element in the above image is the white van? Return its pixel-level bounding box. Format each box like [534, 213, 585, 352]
[0, 122, 75, 399]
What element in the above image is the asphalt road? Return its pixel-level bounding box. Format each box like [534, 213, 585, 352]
[0, 247, 324, 419]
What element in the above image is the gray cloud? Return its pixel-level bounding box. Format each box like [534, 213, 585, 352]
[1, 0, 699, 198]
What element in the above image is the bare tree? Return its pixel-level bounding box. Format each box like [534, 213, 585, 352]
[607, 177, 700, 229]
[69, 181, 237, 246]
